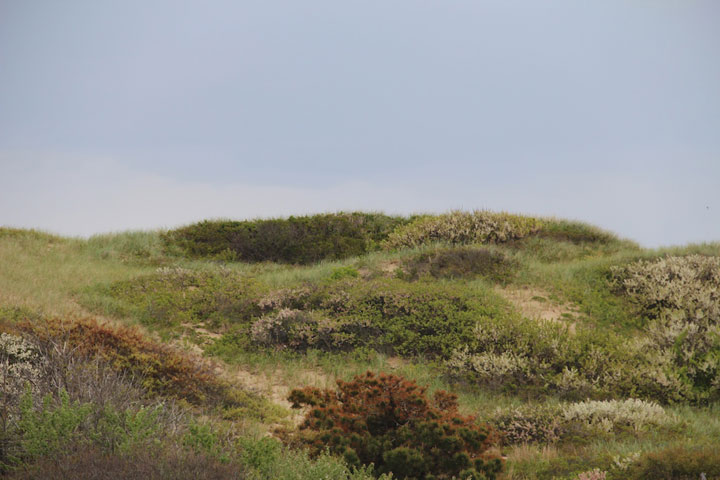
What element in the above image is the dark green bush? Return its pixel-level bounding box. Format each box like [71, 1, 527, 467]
[287, 371, 503, 480]
[255, 279, 502, 358]
[163, 212, 411, 264]
[399, 246, 516, 283]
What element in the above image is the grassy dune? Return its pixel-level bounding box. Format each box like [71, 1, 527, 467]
[1, 212, 719, 479]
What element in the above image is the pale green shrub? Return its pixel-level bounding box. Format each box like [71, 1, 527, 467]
[561, 398, 668, 432]
[611, 255, 720, 400]
[575, 468, 607, 480]
[490, 404, 563, 444]
[447, 348, 533, 388]
[383, 210, 543, 250]
[250, 308, 375, 352]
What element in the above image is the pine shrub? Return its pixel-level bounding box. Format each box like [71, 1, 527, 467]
[287, 371, 503, 479]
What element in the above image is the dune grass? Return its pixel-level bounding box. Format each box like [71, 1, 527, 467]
[2, 217, 719, 479]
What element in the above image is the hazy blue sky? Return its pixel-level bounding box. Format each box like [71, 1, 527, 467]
[1, 0, 718, 246]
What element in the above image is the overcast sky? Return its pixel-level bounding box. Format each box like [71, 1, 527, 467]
[1, 1, 718, 247]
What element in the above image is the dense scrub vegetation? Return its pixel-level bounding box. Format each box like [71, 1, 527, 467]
[162, 212, 411, 264]
[2, 213, 719, 479]
[382, 211, 543, 250]
[398, 246, 517, 283]
[287, 371, 503, 480]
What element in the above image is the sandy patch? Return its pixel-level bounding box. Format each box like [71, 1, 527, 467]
[495, 285, 580, 334]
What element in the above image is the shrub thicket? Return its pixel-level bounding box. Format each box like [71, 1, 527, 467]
[399, 246, 516, 283]
[383, 211, 543, 250]
[445, 317, 693, 403]
[163, 213, 411, 264]
[8, 316, 260, 409]
[254, 279, 500, 358]
[92, 268, 265, 330]
[611, 255, 720, 401]
[287, 371, 503, 480]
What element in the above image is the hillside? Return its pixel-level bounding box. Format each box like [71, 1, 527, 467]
[1, 211, 719, 479]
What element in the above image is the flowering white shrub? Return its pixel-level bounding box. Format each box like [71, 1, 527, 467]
[612, 451, 641, 472]
[491, 404, 563, 444]
[611, 255, 720, 400]
[576, 468, 607, 480]
[383, 210, 543, 249]
[446, 347, 535, 387]
[562, 398, 668, 432]
[0, 332, 43, 397]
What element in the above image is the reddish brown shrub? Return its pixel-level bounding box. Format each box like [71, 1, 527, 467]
[16, 317, 231, 406]
[287, 371, 503, 480]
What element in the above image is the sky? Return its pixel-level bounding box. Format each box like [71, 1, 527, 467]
[1, 0, 718, 247]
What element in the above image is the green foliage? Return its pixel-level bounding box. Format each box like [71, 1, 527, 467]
[491, 404, 564, 445]
[330, 266, 360, 280]
[254, 279, 504, 358]
[17, 389, 92, 461]
[445, 313, 695, 403]
[91, 268, 265, 330]
[623, 445, 720, 480]
[611, 255, 720, 401]
[535, 220, 620, 245]
[383, 210, 543, 250]
[163, 212, 411, 264]
[399, 246, 517, 283]
[238, 436, 387, 480]
[92, 405, 163, 453]
[287, 371, 502, 479]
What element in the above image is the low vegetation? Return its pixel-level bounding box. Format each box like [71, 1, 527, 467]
[287, 371, 503, 480]
[162, 212, 411, 264]
[1, 212, 719, 479]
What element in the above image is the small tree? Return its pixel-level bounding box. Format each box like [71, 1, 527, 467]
[288, 371, 503, 479]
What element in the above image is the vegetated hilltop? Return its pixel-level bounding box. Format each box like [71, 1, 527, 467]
[1, 211, 719, 480]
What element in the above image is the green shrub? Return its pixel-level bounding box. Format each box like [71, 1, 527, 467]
[287, 371, 503, 479]
[92, 268, 265, 330]
[490, 404, 564, 445]
[238, 436, 386, 480]
[383, 210, 543, 250]
[535, 220, 619, 245]
[17, 389, 93, 461]
[255, 279, 502, 358]
[560, 398, 670, 433]
[330, 266, 360, 280]
[611, 255, 720, 401]
[399, 246, 517, 283]
[624, 445, 720, 480]
[163, 212, 411, 264]
[251, 309, 378, 353]
[445, 316, 689, 403]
